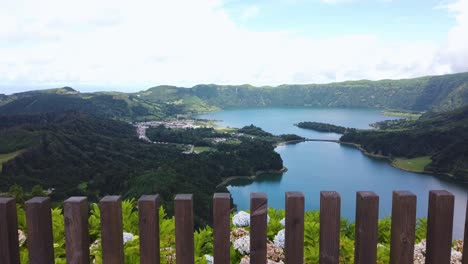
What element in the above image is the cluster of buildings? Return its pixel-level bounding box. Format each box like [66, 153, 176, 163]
[134, 119, 201, 142]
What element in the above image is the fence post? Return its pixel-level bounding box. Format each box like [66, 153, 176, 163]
[286, 192, 304, 264]
[463, 199, 468, 264]
[175, 194, 194, 264]
[0, 198, 20, 264]
[354, 192, 379, 264]
[320, 191, 340, 264]
[100, 196, 124, 264]
[250, 192, 267, 264]
[213, 193, 231, 264]
[25, 197, 54, 264]
[64, 197, 90, 264]
[426, 190, 454, 264]
[389, 191, 416, 264]
[138, 195, 160, 264]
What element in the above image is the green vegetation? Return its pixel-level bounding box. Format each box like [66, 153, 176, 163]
[296, 121, 351, 134]
[140, 72, 468, 112]
[382, 111, 422, 120]
[146, 126, 228, 146]
[0, 112, 283, 226]
[9, 199, 432, 264]
[0, 150, 24, 171]
[341, 106, 468, 181]
[193, 146, 215, 153]
[0, 88, 182, 121]
[392, 156, 432, 172]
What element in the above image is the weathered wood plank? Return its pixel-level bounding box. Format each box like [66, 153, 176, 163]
[354, 191, 379, 264]
[25, 197, 54, 264]
[138, 195, 160, 264]
[213, 193, 231, 264]
[389, 191, 416, 264]
[100, 196, 124, 264]
[0, 198, 20, 264]
[250, 192, 267, 264]
[175, 194, 194, 264]
[64, 197, 90, 264]
[286, 192, 305, 264]
[425, 190, 454, 264]
[320, 191, 341, 264]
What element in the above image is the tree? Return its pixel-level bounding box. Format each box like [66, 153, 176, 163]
[31, 185, 46, 197]
[8, 184, 25, 203]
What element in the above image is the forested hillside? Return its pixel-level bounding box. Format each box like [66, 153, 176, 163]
[0, 112, 283, 225]
[141, 72, 468, 112]
[340, 106, 468, 180]
[0, 88, 182, 121]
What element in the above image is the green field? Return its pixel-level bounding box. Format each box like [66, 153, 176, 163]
[0, 150, 24, 171]
[383, 111, 422, 120]
[392, 156, 431, 172]
[193, 146, 215, 153]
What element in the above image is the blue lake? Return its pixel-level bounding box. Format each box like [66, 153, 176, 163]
[199, 107, 468, 239]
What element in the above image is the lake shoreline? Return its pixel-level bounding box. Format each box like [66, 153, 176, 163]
[216, 167, 288, 188]
[337, 140, 466, 183]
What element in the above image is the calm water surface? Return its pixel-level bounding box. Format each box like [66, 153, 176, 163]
[199, 107, 468, 238]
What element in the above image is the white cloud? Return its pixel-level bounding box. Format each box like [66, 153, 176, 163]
[0, 0, 466, 93]
[434, 0, 468, 72]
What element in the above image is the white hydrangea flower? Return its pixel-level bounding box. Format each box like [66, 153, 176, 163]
[232, 211, 250, 227]
[233, 236, 250, 254]
[123, 232, 134, 244]
[205, 254, 214, 264]
[273, 229, 285, 248]
[451, 249, 462, 264]
[18, 230, 26, 247]
[279, 218, 285, 227]
[413, 239, 426, 264]
[232, 211, 271, 227]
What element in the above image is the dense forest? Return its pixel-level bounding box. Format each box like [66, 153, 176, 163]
[296, 121, 351, 134]
[340, 106, 468, 181]
[0, 112, 283, 226]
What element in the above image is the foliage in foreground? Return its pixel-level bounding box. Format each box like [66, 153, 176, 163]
[15, 200, 430, 264]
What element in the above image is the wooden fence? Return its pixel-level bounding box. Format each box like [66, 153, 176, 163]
[0, 190, 467, 264]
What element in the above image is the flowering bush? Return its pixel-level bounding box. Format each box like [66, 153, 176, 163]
[232, 211, 250, 227]
[273, 229, 285, 248]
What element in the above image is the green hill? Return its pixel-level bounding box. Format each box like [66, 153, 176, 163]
[340, 106, 468, 181]
[0, 88, 181, 121]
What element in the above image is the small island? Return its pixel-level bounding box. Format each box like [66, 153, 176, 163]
[295, 121, 350, 134]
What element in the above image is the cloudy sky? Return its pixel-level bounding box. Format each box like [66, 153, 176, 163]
[1, 0, 467, 93]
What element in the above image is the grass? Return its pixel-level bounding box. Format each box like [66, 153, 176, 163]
[392, 156, 431, 172]
[0, 149, 25, 171]
[383, 111, 422, 120]
[193, 146, 215, 153]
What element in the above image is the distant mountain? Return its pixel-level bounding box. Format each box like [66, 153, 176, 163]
[148, 72, 468, 112]
[2, 72, 468, 119]
[341, 106, 468, 181]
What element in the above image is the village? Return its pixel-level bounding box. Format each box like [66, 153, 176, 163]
[134, 119, 242, 154]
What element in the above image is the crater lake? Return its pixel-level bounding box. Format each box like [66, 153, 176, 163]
[199, 107, 468, 238]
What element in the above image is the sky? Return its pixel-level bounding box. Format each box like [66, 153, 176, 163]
[1, 0, 468, 94]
